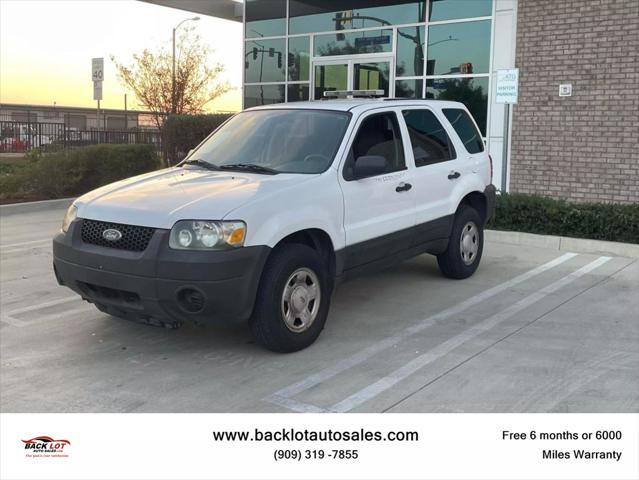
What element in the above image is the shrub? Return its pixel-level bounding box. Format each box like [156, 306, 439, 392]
[0, 144, 161, 202]
[488, 193, 639, 244]
[163, 113, 234, 164]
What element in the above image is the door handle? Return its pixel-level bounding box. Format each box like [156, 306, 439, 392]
[395, 182, 412, 192]
[447, 171, 461, 180]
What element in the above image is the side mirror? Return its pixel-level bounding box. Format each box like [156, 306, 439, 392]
[353, 155, 387, 180]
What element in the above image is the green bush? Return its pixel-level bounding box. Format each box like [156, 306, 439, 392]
[163, 113, 234, 164]
[488, 193, 639, 244]
[0, 144, 161, 203]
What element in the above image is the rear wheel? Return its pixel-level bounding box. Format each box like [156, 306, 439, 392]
[250, 244, 331, 352]
[437, 205, 484, 279]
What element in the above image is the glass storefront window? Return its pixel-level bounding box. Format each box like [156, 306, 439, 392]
[426, 77, 488, 135]
[396, 26, 425, 77]
[245, 39, 286, 83]
[245, 0, 286, 38]
[244, 84, 285, 108]
[426, 20, 491, 76]
[287, 83, 310, 102]
[314, 29, 393, 56]
[395, 79, 423, 98]
[288, 36, 310, 82]
[428, 0, 492, 22]
[289, 1, 425, 35]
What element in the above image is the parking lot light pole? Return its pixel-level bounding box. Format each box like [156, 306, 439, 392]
[172, 16, 200, 114]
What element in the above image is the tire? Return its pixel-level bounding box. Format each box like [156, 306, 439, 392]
[437, 205, 484, 279]
[249, 243, 331, 353]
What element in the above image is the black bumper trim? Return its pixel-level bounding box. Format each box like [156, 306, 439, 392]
[484, 184, 497, 224]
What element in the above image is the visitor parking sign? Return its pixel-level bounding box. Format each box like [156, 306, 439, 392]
[495, 68, 519, 104]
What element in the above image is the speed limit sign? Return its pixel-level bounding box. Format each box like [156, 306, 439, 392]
[92, 57, 104, 82]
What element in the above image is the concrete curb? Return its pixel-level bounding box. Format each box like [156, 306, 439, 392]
[486, 230, 639, 259]
[0, 198, 74, 216]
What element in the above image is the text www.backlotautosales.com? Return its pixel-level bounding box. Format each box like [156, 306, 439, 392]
[212, 428, 419, 462]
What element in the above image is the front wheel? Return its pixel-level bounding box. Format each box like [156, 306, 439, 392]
[249, 244, 331, 353]
[437, 205, 484, 279]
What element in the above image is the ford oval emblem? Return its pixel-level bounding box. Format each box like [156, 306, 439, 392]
[102, 228, 122, 242]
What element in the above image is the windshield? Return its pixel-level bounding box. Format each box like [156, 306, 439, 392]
[186, 109, 351, 174]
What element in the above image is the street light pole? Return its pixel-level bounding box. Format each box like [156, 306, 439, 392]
[172, 16, 200, 114]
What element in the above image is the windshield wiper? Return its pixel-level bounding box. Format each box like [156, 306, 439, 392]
[219, 163, 279, 175]
[182, 159, 220, 171]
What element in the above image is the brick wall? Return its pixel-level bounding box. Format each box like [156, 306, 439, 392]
[511, 0, 639, 203]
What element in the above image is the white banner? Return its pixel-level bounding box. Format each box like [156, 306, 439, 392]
[1, 413, 637, 480]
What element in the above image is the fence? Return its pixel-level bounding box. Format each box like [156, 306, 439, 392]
[0, 120, 162, 153]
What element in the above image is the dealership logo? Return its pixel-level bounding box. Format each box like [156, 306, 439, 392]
[22, 436, 71, 457]
[102, 228, 122, 241]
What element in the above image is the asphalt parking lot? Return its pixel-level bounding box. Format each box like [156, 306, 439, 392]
[1, 205, 638, 413]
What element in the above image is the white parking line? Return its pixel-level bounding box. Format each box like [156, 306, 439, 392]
[0, 238, 51, 249]
[0, 239, 51, 255]
[264, 252, 578, 409]
[267, 394, 330, 413]
[331, 256, 612, 412]
[0, 295, 93, 327]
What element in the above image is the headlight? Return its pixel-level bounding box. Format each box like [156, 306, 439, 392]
[61, 204, 78, 233]
[169, 220, 246, 250]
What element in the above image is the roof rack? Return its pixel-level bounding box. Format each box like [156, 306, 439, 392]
[322, 89, 385, 100]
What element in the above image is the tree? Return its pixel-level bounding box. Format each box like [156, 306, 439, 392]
[111, 27, 231, 131]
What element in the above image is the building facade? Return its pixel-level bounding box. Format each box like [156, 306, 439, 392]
[511, 0, 638, 204]
[148, 0, 638, 204]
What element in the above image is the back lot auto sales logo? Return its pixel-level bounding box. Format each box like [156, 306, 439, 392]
[22, 436, 71, 458]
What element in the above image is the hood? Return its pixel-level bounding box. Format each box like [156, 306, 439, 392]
[75, 167, 316, 229]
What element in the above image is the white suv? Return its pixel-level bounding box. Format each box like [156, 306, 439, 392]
[53, 97, 496, 352]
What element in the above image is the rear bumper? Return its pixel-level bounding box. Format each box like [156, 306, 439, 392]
[53, 220, 270, 325]
[484, 184, 497, 224]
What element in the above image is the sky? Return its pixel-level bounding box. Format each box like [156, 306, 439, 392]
[0, 0, 243, 112]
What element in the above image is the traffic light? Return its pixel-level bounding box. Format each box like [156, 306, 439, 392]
[277, 52, 282, 68]
[252, 47, 258, 60]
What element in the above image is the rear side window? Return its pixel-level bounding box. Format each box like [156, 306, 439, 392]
[442, 108, 484, 154]
[402, 109, 456, 167]
[344, 112, 406, 180]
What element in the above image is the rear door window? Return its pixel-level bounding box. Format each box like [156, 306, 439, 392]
[402, 109, 456, 167]
[442, 108, 484, 154]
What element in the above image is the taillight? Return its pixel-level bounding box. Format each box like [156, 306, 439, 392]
[489, 155, 494, 182]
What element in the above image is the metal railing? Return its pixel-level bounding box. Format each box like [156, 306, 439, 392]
[0, 121, 161, 153]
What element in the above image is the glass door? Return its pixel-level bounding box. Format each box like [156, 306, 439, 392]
[313, 57, 393, 100]
[353, 61, 390, 93]
[313, 60, 348, 100]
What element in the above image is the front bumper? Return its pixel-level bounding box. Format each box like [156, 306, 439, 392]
[53, 219, 270, 326]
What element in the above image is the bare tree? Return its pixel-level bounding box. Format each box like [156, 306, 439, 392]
[111, 27, 231, 130]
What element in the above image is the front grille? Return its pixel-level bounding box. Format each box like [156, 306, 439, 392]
[81, 219, 155, 252]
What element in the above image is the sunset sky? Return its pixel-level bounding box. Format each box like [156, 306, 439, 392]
[0, 0, 243, 112]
